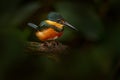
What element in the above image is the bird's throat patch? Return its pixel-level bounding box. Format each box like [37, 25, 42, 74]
[45, 20, 64, 29]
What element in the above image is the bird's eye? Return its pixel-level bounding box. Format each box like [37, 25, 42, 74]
[56, 19, 65, 24]
[57, 19, 61, 22]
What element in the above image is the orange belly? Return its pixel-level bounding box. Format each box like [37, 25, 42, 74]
[35, 28, 63, 41]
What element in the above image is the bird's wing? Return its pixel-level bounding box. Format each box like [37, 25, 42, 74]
[40, 21, 48, 26]
[39, 21, 50, 29]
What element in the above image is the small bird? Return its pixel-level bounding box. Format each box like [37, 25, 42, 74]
[28, 12, 78, 41]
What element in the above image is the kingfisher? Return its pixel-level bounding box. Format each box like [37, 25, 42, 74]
[28, 12, 78, 41]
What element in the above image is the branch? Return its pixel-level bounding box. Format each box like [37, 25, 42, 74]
[25, 41, 69, 60]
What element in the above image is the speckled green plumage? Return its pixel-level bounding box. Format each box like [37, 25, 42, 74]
[47, 12, 64, 22]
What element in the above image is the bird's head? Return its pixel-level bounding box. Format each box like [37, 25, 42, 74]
[47, 12, 78, 31]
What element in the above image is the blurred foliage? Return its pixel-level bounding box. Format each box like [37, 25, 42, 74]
[0, 0, 120, 80]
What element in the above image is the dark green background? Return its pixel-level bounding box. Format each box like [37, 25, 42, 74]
[0, 0, 120, 80]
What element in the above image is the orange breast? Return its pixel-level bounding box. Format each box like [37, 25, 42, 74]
[36, 28, 63, 41]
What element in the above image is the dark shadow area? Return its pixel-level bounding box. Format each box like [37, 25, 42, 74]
[0, 0, 120, 80]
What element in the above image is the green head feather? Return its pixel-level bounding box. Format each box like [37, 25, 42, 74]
[47, 12, 64, 22]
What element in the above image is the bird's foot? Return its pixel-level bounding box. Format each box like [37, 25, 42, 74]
[41, 40, 60, 48]
[50, 40, 60, 48]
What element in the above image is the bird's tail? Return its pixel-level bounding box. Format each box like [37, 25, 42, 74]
[27, 23, 38, 30]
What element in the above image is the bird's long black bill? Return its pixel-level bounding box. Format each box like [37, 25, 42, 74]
[64, 22, 78, 31]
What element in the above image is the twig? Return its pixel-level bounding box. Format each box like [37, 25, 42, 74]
[24, 41, 69, 61]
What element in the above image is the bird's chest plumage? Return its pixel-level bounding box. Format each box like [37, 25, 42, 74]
[36, 28, 63, 41]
